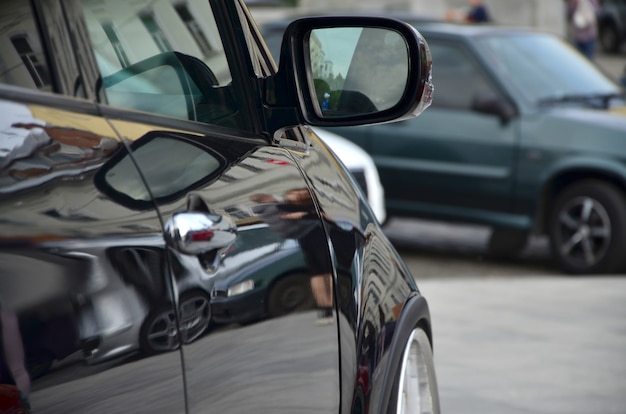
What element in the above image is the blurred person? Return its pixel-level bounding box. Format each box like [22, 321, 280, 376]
[566, 0, 600, 59]
[446, 0, 492, 23]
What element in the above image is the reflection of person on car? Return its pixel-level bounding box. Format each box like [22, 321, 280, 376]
[250, 189, 334, 322]
[0, 300, 31, 412]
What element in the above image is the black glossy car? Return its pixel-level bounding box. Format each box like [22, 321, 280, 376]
[0, 0, 438, 413]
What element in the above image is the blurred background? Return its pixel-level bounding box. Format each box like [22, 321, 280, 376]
[249, 0, 625, 83]
[248, 2, 626, 413]
[251, 0, 568, 36]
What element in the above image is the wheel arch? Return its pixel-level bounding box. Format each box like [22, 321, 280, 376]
[534, 166, 626, 235]
[371, 293, 433, 414]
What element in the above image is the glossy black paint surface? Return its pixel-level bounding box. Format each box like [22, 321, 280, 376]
[0, 0, 434, 412]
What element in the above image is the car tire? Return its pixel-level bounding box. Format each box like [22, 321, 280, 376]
[140, 305, 179, 355]
[267, 273, 314, 317]
[139, 291, 211, 354]
[549, 180, 626, 274]
[599, 23, 621, 54]
[487, 227, 528, 258]
[177, 290, 212, 344]
[389, 327, 440, 414]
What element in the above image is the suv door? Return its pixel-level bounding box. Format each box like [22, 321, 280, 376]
[369, 37, 519, 221]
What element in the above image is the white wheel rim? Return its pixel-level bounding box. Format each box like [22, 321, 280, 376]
[397, 328, 438, 414]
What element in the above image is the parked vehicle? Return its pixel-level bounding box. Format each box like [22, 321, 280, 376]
[264, 17, 626, 274]
[314, 127, 387, 223]
[597, 0, 626, 54]
[0, 1, 437, 413]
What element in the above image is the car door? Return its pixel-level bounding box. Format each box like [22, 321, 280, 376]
[0, 98, 191, 414]
[0, 3, 186, 412]
[360, 37, 520, 223]
[77, 0, 341, 412]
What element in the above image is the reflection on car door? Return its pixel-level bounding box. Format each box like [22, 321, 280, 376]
[105, 117, 341, 412]
[0, 96, 186, 413]
[371, 40, 519, 222]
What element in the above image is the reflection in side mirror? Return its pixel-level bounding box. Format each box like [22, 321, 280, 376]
[309, 27, 409, 118]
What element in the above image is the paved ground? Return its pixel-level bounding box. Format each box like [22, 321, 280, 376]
[418, 276, 626, 414]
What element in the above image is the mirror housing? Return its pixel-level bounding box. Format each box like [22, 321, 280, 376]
[263, 16, 433, 135]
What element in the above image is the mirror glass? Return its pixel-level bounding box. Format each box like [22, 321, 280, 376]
[309, 27, 409, 117]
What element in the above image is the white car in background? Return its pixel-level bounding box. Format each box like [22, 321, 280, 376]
[312, 127, 386, 224]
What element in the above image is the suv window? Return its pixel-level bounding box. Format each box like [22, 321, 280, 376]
[81, 0, 242, 128]
[0, 1, 52, 91]
[428, 40, 496, 110]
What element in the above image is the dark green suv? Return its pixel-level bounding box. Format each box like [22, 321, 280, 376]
[330, 21, 626, 274]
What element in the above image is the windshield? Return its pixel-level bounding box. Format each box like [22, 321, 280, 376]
[474, 32, 622, 105]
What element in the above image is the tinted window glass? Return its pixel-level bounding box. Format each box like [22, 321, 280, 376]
[475, 33, 620, 104]
[0, 1, 52, 91]
[81, 0, 242, 128]
[428, 41, 495, 110]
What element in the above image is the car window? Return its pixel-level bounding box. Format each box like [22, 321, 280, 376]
[428, 40, 496, 110]
[80, 0, 243, 128]
[0, 1, 52, 92]
[474, 33, 620, 104]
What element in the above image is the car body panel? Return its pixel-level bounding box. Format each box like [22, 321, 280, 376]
[312, 126, 387, 223]
[0, 95, 187, 413]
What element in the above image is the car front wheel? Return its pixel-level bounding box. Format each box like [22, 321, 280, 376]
[394, 327, 440, 414]
[140, 291, 212, 354]
[549, 180, 626, 274]
[267, 273, 314, 317]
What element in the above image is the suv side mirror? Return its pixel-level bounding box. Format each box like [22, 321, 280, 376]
[263, 16, 433, 134]
[471, 93, 517, 123]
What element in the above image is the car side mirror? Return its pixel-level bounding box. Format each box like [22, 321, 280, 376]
[471, 93, 517, 123]
[264, 16, 433, 135]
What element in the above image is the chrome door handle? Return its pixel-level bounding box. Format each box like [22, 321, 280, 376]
[165, 212, 236, 255]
